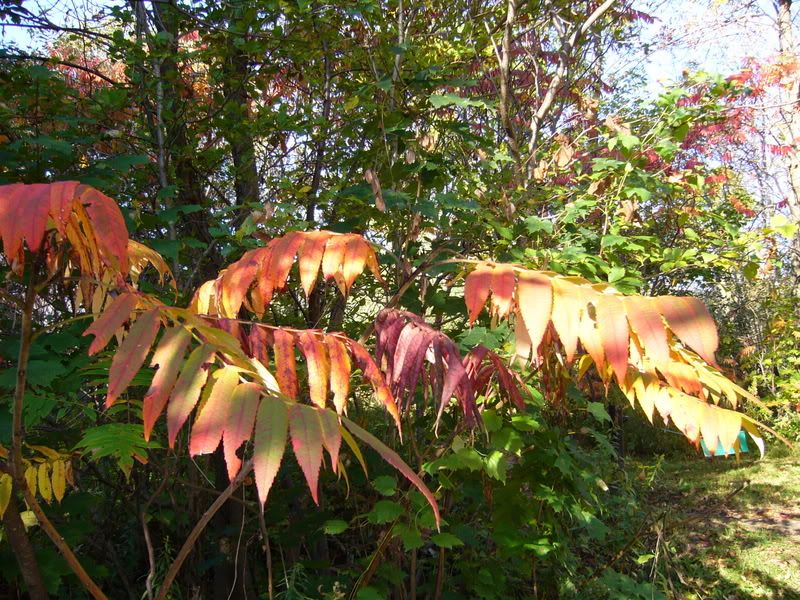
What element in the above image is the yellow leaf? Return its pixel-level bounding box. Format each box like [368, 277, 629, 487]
[24, 465, 37, 496]
[51, 460, 67, 502]
[0, 473, 12, 517]
[38, 463, 52, 503]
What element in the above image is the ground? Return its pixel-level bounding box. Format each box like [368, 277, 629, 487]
[639, 449, 800, 599]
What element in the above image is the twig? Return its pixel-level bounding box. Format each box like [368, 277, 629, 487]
[154, 460, 254, 600]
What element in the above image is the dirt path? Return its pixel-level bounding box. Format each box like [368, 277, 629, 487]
[641, 453, 800, 599]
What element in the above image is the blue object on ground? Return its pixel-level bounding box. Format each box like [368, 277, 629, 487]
[701, 430, 749, 457]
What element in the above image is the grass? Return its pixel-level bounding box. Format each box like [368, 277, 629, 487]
[635, 448, 800, 599]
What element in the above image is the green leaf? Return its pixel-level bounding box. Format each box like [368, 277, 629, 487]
[372, 475, 398, 496]
[524, 216, 554, 235]
[253, 397, 288, 505]
[484, 451, 508, 483]
[587, 402, 612, 423]
[607, 266, 625, 283]
[394, 523, 424, 551]
[431, 532, 463, 548]
[481, 409, 502, 433]
[322, 519, 349, 535]
[429, 93, 490, 109]
[367, 500, 404, 524]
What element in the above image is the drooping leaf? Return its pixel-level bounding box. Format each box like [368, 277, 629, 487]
[656, 296, 719, 367]
[489, 263, 516, 320]
[326, 336, 351, 414]
[624, 296, 669, 366]
[51, 459, 67, 502]
[288, 403, 324, 504]
[297, 331, 330, 409]
[595, 294, 629, 384]
[143, 326, 191, 441]
[272, 329, 299, 400]
[253, 396, 288, 505]
[83, 292, 139, 355]
[342, 417, 440, 529]
[464, 262, 493, 324]
[189, 366, 241, 456]
[106, 308, 161, 407]
[298, 231, 329, 296]
[223, 382, 261, 480]
[550, 278, 586, 363]
[167, 345, 216, 447]
[316, 407, 342, 473]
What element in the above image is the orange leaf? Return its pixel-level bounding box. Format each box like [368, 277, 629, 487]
[342, 236, 368, 294]
[83, 292, 139, 355]
[167, 345, 215, 447]
[254, 396, 288, 505]
[106, 308, 161, 407]
[267, 231, 305, 292]
[578, 308, 605, 373]
[297, 331, 331, 409]
[596, 294, 629, 383]
[464, 262, 493, 324]
[289, 402, 324, 504]
[490, 264, 515, 320]
[516, 270, 552, 356]
[143, 326, 191, 441]
[297, 231, 329, 296]
[272, 329, 298, 400]
[321, 234, 348, 295]
[656, 296, 719, 366]
[624, 297, 669, 367]
[550, 278, 586, 363]
[219, 249, 260, 317]
[189, 366, 241, 456]
[223, 382, 261, 480]
[326, 336, 351, 414]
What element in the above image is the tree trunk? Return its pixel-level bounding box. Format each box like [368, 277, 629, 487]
[776, 0, 800, 300]
[2, 491, 49, 599]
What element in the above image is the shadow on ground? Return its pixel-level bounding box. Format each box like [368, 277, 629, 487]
[640, 453, 800, 599]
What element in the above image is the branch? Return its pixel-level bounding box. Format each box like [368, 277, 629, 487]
[0, 52, 120, 85]
[10, 273, 108, 600]
[154, 459, 254, 600]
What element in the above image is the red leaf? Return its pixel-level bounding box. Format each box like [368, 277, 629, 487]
[289, 402, 324, 504]
[433, 336, 474, 426]
[392, 322, 434, 409]
[326, 336, 351, 414]
[77, 185, 129, 273]
[297, 331, 331, 409]
[253, 396, 288, 505]
[83, 292, 139, 355]
[248, 325, 271, 366]
[143, 326, 191, 441]
[223, 382, 261, 480]
[189, 366, 241, 456]
[464, 262, 492, 324]
[167, 345, 215, 447]
[342, 417, 440, 529]
[272, 329, 298, 400]
[106, 308, 161, 407]
[316, 408, 342, 473]
[346, 339, 401, 431]
[655, 296, 719, 366]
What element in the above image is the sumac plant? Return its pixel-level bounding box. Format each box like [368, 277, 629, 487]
[0, 182, 778, 599]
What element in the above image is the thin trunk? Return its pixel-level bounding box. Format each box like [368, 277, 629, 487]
[776, 0, 800, 299]
[2, 490, 49, 599]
